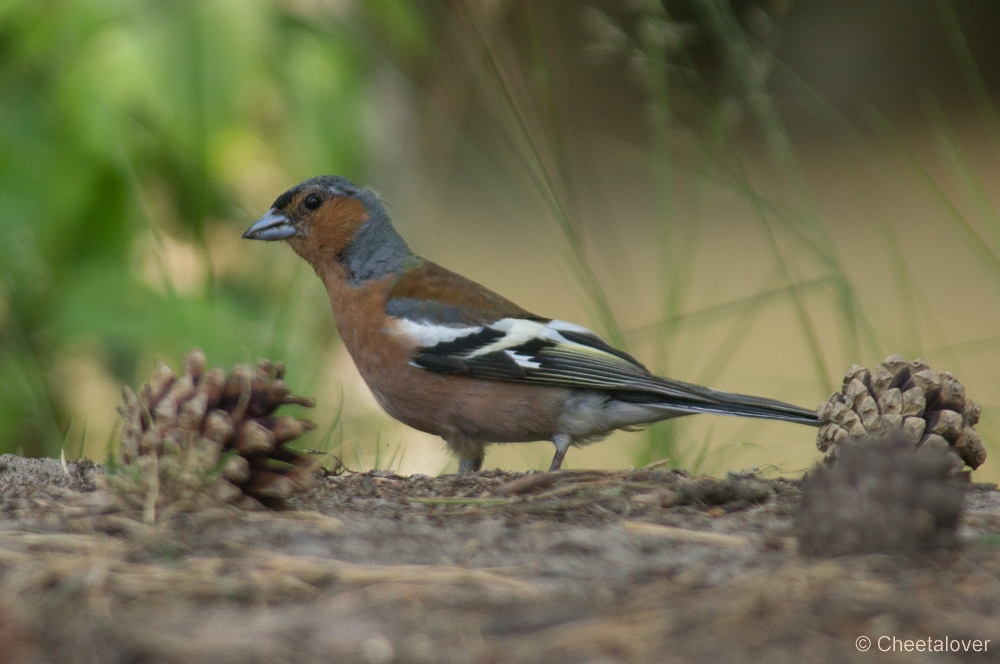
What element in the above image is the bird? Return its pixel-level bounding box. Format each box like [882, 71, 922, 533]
[243, 175, 820, 473]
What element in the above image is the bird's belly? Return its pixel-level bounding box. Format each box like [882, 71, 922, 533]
[556, 391, 682, 440]
[364, 367, 572, 443]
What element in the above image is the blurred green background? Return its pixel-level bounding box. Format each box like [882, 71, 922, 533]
[1, 0, 998, 479]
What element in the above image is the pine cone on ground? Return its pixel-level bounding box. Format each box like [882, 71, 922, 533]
[816, 355, 985, 470]
[797, 431, 966, 556]
[109, 349, 319, 517]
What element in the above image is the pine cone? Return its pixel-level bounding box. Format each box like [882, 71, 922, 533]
[797, 431, 965, 556]
[111, 349, 319, 515]
[816, 355, 985, 470]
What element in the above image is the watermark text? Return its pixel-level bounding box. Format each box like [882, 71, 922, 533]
[855, 636, 990, 653]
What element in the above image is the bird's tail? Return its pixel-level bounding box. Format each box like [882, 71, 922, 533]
[657, 393, 821, 426]
[613, 380, 821, 427]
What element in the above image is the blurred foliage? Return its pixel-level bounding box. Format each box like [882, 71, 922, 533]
[0, 0, 430, 456]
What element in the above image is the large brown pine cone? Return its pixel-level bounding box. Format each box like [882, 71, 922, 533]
[110, 349, 319, 516]
[816, 355, 985, 470]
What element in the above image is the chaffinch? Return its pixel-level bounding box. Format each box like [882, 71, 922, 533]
[244, 175, 820, 472]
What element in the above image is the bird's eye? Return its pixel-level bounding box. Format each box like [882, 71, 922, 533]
[304, 193, 323, 210]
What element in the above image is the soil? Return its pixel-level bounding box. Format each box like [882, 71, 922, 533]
[2, 453, 1000, 664]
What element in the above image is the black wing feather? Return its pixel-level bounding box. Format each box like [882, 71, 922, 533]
[400, 315, 818, 425]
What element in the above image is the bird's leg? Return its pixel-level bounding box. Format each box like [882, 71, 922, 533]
[453, 439, 485, 473]
[549, 433, 572, 471]
[446, 433, 485, 473]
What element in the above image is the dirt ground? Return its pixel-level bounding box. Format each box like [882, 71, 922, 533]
[2, 453, 1000, 664]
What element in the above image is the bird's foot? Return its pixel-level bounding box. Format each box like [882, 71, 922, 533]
[458, 455, 484, 473]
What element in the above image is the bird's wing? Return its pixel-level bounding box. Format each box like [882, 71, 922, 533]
[386, 260, 542, 326]
[384, 262, 818, 424]
[389, 313, 712, 401]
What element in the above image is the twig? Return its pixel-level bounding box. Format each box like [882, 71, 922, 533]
[406, 497, 512, 507]
[500, 472, 555, 495]
[622, 521, 752, 548]
[143, 453, 159, 525]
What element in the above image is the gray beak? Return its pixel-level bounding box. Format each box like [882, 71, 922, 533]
[243, 209, 298, 241]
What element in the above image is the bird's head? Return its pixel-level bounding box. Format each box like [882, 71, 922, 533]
[243, 175, 411, 283]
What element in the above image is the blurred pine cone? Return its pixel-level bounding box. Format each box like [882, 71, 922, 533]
[816, 355, 985, 470]
[110, 349, 319, 516]
[797, 431, 966, 557]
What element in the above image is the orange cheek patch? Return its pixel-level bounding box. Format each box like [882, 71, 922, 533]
[303, 197, 369, 264]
